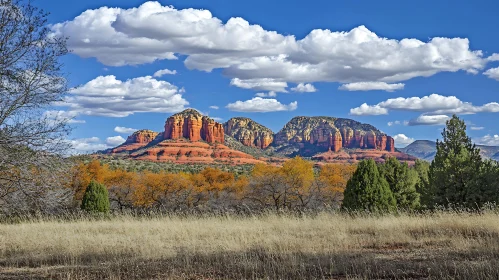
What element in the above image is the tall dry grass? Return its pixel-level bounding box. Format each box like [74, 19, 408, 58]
[1, 212, 499, 279]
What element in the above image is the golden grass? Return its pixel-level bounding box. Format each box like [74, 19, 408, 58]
[2, 212, 499, 279]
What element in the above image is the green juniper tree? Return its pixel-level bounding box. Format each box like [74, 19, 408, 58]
[429, 115, 483, 208]
[413, 160, 432, 208]
[342, 159, 396, 212]
[378, 157, 420, 210]
[81, 180, 110, 213]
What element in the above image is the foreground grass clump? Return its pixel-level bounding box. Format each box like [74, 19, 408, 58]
[2, 212, 499, 279]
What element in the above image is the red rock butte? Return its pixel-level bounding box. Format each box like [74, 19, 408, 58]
[163, 109, 224, 143]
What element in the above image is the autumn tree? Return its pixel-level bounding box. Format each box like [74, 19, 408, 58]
[134, 171, 192, 210]
[0, 0, 71, 213]
[105, 169, 137, 211]
[281, 157, 315, 208]
[68, 160, 110, 202]
[315, 163, 356, 208]
[378, 157, 420, 210]
[342, 159, 396, 212]
[246, 163, 287, 210]
[429, 115, 483, 208]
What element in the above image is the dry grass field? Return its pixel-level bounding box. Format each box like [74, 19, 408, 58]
[1, 212, 499, 279]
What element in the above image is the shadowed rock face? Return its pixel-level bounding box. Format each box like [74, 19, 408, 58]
[274, 116, 395, 153]
[163, 109, 224, 143]
[223, 117, 274, 149]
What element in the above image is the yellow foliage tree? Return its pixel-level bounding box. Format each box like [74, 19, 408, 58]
[317, 163, 356, 207]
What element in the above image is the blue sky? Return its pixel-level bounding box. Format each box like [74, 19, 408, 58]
[39, 0, 499, 152]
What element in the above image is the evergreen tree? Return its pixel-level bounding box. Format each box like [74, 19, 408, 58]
[378, 157, 420, 210]
[413, 160, 433, 208]
[429, 115, 482, 208]
[81, 180, 110, 213]
[342, 159, 396, 212]
[476, 159, 499, 206]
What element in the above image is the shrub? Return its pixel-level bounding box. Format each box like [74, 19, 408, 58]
[342, 159, 396, 212]
[81, 180, 110, 213]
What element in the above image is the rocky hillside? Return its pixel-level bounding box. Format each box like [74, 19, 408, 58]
[223, 117, 274, 149]
[400, 140, 499, 161]
[273, 116, 394, 156]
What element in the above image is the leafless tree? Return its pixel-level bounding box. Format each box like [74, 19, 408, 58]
[0, 0, 72, 214]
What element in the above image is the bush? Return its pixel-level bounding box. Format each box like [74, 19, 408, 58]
[81, 180, 110, 213]
[342, 159, 396, 212]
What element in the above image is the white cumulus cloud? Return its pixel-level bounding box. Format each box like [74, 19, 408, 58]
[50, 2, 496, 89]
[255, 91, 277, 97]
[69, 137, 109, 154]
[43, 110, 85, 124]
[407, 115, 450, 126]
[114, 126, 137, 134]
[291, 83, 317, 93]
[209, 105, 219, 110]
[230, 78, 288, 92]
[106, 135, 126, 146]
[484, 67, 499, 81]
[339, 82, 404, 92]
[350, 94, 499, 119]
[226, 97, 297, 112]
[474, 135, 499, 146]
[63, 75, 188, 117]
[350, 103, 388, 116]
[393, 134, 415, 148]
[153, 68, 177, 77]
[387, 120, 401, 126]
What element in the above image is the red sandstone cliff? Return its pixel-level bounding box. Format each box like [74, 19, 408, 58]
[163, 109, 224, 143]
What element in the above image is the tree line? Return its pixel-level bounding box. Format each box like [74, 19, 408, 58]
[73, 158, 357, 213]
[343, 115, 499, 212]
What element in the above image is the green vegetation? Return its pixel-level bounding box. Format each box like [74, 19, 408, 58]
[429, 115, 498, 208]
[81, 181, 110, 213]
[342, 115, 499, 212]
[90, 155, 256, 176]
[342, 159, 396, 212]
[378, 157, 420, 209]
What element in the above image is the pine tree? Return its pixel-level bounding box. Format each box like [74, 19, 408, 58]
[413, 160, 433, 208]
[342, 159, 396, 212]
[429, 115, 482, 208]
[476, 159, 499, 206]
[378, 157, 420, 210]
[81, 180, 110, 213]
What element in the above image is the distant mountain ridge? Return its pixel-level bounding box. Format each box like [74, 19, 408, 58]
[399, 140, 499, 161]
